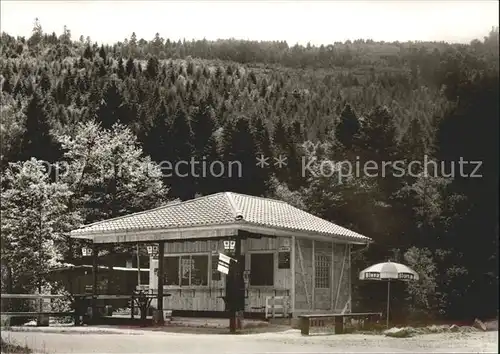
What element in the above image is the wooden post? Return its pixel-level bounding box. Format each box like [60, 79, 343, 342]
[348, 244, 352, 313]
[290, 236, 296, 317]
[300, 317, 310, 335]
[297, 240, 311, 308]
[91, 243, 98, 322]
[334, 244, 347, 311]
[335, 315, 344, 334]
[311, 240, 315, 310]
[230, 236, 243, 332]
[330, 241, 335, 311]
[136, 243, 141, 287]
[131, 294, 135, 320]
[156, 241, 165, 325]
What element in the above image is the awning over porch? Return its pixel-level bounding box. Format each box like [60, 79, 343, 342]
[70, 192, 372, 244]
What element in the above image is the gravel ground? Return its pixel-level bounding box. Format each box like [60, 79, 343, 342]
[1, 328, 498, 354]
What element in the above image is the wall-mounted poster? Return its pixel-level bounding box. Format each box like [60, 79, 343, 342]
[278, 251, 290, 269]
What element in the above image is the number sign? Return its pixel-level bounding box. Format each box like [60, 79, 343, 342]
[223, 240, 236, 250]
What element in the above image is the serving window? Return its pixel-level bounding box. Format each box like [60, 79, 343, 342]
[162, 255, 209, 286]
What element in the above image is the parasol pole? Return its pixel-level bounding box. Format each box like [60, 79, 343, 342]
[386, 280, 391, 329]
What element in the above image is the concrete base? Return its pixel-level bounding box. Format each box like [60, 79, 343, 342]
[36, 314, 49, 327]
[152, 310, 164, 325]
[169, 317, 268, 329]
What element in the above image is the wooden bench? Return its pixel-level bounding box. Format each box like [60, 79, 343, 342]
[265, 296, 289, 319]
[299, 312, 382, 335]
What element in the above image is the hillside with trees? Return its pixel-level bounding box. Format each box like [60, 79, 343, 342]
[1, 20, 498, 322]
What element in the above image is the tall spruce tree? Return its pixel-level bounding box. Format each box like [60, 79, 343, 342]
[21, 91, 61, 163]
[252, 117, 273, 194]
[96, 81, 124, 129]
[336, 103, 360, 149]
[191, 102, 220, 195]
[222, 116, 264, 196]
[168, 106, 195, 200]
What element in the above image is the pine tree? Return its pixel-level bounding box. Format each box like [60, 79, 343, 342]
[286, 126, 304, 190]
[117, 57, 125, 79]
[252, 117, 273, 193]
[191, 103, 220, 194]
[359, 105, 400, 206]
[96, 81, 124, 129]
[336, 103, 360, 149]
[0, 94, 25, 165]
[360, 105, 398, 161]
[146, 55, 159, 79]
[83, 44, 93, 60]
[99, 44, 106, 61]
[222, 116, 264, 196]
[399, 117, 428, 162]
[125, 58, 135, 76]
[21, 91, 61, 163]
[168, 106, 195, 200]
[143, 103, 171, 162]
[272, 118, 289, 182]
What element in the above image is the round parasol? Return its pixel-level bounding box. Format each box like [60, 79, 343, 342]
[359, 260, 419, 328]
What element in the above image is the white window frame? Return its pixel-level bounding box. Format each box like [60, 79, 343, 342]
[162, 253, 211, 288]
[314, 253, 331, 289]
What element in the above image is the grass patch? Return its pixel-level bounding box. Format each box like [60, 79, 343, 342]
[0, 337, 32, 354]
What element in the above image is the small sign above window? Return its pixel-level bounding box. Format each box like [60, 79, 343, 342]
[223, 240, 236, 250]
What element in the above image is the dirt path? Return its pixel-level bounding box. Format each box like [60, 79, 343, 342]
[2, 328, 498, 353]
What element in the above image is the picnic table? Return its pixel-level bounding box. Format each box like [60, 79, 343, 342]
[71, 290, 171, 325]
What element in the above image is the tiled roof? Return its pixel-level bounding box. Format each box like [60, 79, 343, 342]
[70, 192, 371, 242]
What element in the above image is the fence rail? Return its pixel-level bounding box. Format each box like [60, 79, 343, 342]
[1, 294, 67, 299]
[1, 293, 75, 325]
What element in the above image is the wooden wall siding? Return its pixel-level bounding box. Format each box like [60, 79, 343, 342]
[147, 235, 292, 312]
[162, 288, 226, 311]
[163, 236, 285, 254]
[164, 239, 231, 254]
[332, 243, 351, 313]
[294, 239, 313, 310]
[246, 288, 290, 312]
[247, 236, 279, 250]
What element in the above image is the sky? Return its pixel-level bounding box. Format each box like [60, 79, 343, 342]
[1, 1, 498, 46]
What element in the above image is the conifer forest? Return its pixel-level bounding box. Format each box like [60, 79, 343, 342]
[1, 21, 498, 323]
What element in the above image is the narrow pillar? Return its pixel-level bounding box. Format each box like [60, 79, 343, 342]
[290, 236, 296, 317]
[234, 236, 244, 331]
[156, 241, 165, 325]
